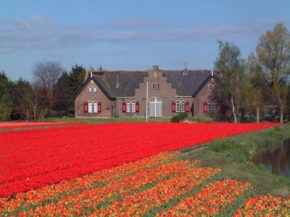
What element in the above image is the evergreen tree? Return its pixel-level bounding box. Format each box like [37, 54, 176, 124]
[0, 72, 13, 120]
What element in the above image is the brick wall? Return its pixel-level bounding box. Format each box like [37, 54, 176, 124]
[194, 77, 215, 117]
[75, 79, 114, 118]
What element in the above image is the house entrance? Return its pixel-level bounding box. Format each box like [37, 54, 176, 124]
[149, 97, 162, 117]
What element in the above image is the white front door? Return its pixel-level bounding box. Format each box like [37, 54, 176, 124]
[149, 97, 162, 117]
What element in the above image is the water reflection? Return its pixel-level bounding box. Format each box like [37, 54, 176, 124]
[253, 139, 290, 177]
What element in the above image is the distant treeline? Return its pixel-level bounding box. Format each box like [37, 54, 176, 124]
[0, 64, 86, 120]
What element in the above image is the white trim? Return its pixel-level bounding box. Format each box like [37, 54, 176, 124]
[116, 96, 135, 99]
[175, 96, 192, 98]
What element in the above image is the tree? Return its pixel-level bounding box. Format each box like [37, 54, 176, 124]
[33, 61, 65, 115]
[53, 65, 86, 115]
[214, 41, 243, 123]
[11, 79, 37, 120]
[0, 72, 13, 120]
[243, 54, 266, 123]
[53, 72, 72, 115]
[256, 23, 290, 123]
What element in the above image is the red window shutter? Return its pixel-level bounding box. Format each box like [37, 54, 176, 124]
[136, 102, 140, 112]
[122, 102, 126, 112]
[203, 101, 208, 113]
[172, 101, 176, 112]
[84, 102, 88, 113]
[98, 102, 101, 112]
[185, 102, 190, 112]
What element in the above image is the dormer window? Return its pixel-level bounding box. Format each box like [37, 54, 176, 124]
[152, 83, 160, 89]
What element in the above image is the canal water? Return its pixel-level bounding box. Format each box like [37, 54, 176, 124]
[253, 139, 290, 177]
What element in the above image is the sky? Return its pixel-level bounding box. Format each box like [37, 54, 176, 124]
[1, 0, 290, 81]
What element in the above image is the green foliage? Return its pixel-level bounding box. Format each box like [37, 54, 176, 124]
[208, 139, 249, 162]
[0, 72, 13, 120]
[187, 117, 209, 122]
[256, 23, 290, 123]
[11, 79, 37, 120]
[53, 65, 86, 116]
[170, 112, 188, 122]
[214, 41, 244, 123]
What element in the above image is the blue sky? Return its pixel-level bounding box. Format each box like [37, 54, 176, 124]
[1, 0, 290, 81]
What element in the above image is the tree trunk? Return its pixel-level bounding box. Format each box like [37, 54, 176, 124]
[26, 109, 29, 121]
[231, 96, 237, 123]
[256, 106, 260, 123]
[33, 105, 37, 120]
[280, 101, 284, 123]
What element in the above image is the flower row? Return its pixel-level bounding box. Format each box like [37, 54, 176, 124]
[0, 152, 177, 215]
[157, 179, 252, 216]
[234, 194, 290, 216]
[92, 167, 220, 216]
[11, 160, 196, 216]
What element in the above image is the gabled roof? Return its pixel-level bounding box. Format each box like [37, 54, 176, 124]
[76, 69, 212, 99]
[75, 76, 115, 100]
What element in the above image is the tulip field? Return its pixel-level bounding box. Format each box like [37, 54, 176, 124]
[0, 122, 289, 216]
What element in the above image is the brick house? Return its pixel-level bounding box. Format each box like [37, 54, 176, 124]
[74, 65, 219, 118]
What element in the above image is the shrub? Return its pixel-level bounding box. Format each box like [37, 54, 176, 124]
[171, 112, 188, 122]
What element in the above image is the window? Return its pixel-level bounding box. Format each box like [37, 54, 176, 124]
[176, 101, 180, 112]
[151, 83, 160, 89]
[89, 87, 97, 92]
[208, 84, 215, 92]
[125, 101, 137, 113]
[131, 102, 136, 113]
[180, 101, 185, 112]
[88, 102, 93, 113]
[88, 101, 99, 113]
[126, 102, 131, 113]
[93, 102, 98, 113]
[208, 100, 217, 112]
[175, 100, 186, 112]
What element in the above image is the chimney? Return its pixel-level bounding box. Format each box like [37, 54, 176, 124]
[152, 65, 159, 71]
[183, 63, 188, 76]
[116, 76, 120, 88]
[211, 69, 214, 77]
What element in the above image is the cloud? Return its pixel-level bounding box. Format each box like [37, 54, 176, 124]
[0, 16, 289, 53]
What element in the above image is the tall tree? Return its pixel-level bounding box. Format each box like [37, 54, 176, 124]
[33, 61, 65, 115]
[11, 79, 37, 120]
[243, 54, 266, 123]
[53, 65, 86, 115]
[214, 41, 243, 123]
[0, 72, 13, 120]
[53, 72, 72, 115]
[256, 23, 290, 123]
